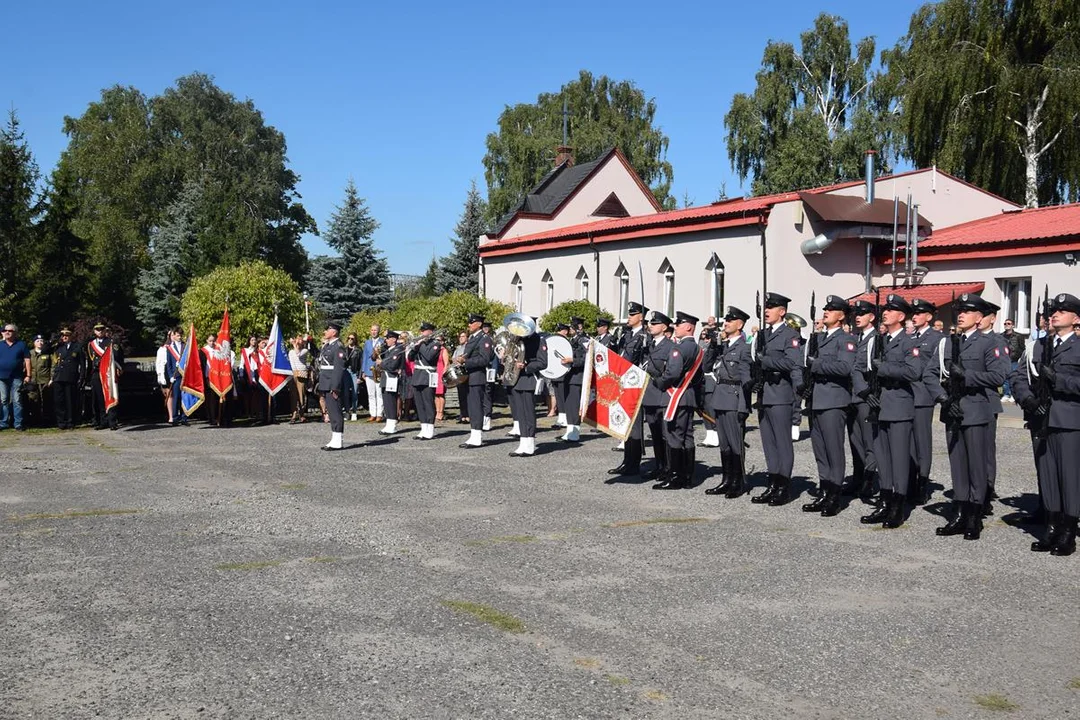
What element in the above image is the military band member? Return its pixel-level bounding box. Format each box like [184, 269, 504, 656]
[595, 318, 614, 348]
[908, 298, 943, 504]
[859, 295, 920, 529]
[457, 313, 494, 448]
[317, 322, 347, 450]
[978, 301, 1007, 514]
[752, 293, 804, 506]
[704, 306, 753, 498]
[408, 322, 442, 440]
[926, 293, 1009, 541]
[847, 300, 879, 499]
[508, 329, 548, 457]
[653, 311, 704, 490]
[52, 328, 83, 430]
[87, 323, 122, 430]
[607, 302, 650, 478]
[698, 325, 722, 448]
[801, 296, 857, 517]
[557, 316, 588, 443]
[1011, 292, 1080, 556]
[481, 320, 496, 431]
[377, 330, 405, 435]
[640, 311, 677, 482]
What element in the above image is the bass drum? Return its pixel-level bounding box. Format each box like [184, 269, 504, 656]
[540, 335, 572, 380]
[442, 363, 468, 388]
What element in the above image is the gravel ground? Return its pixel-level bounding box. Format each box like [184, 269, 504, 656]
[1, 411, 1078, 719]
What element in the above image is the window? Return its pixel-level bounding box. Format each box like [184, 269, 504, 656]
[614, 263, 630, 321]
[1000, 278, 1031, 332]
[576, 266, 589, 301]
[511, 273, 523, 313]
[706, 253, 725, 319]
[658, 259, 675, 317]
[542, 270, 554, 312]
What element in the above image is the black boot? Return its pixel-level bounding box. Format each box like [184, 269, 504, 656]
[859, 471, 881, 506]
[725, 454, 746, 499]
[653, 448, 683, 489]
[963, 501, 983, 540]
[767, 475, 790, 506]
[607, 440, 641, 478]
[1031, 511, 1062, 552]
[882, 492, 905, 529]
[752, 474, 780, 504]
[861, 490, 891, 524]
[802, 482, 828, 512]
[982, 497, 994, 517]
[820, 483, 843, 517]
[936, 501, 967, 536]
[1050, 516, 1077, 556]
[843, 468, 864, 497]
[705, 453, 732, 495]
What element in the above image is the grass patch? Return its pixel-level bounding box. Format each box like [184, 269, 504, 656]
[440, 600, 525, 633]
[643, 690, 668, 701]
[464, 535, 538, 547]
[573, 658, 601, 669]
[603, 517, 707, 529]
[83, 439, 119, 454]
[307, 556, 337, 563]
[279, 483, 307, 490]
[973, 694, 1019, 712]
[9, 508, 141, 522]
[1067, 678, 1080, 690]
[215, 560, 282, 571]
[605, 674, 630, 686]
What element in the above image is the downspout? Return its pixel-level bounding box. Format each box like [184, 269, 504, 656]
[478, 255, 486, 297]
[865, 239, 872, 294]
[589, 232, 600, 307]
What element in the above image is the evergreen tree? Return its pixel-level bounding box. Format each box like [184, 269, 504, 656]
[134, 181, 202, 339]
[418, 257, 438, 297]
[305, 255, 348, 322]
[0, 110, 41, 324]
[436, 181, 486, 295]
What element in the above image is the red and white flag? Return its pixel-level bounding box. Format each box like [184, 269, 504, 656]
[207, 308, 234, 398]
[580, 339, 648, 441]
[99, 344, 119, 412]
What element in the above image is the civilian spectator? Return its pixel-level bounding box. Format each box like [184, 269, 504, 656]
[0, 324, 31, 431]
[289, 335, 310, 423]
[1001, 319, 1024, 402]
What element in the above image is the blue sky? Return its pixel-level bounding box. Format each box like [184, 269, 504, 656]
[4, 0, 924, 277]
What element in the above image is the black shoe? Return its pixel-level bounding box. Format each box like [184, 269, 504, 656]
[321, 445, 341, 452]
[861, 491, 891, 524]
[508, 451, 533, 458]
[963, 503, 983, 540]
[1050, 516, 1077, 556]
[641, 467, 666, 481]
[767, 478, 790, 506]
[1031, 512, 1062, 552]
[607, 464, 639, 476]
[611, 446, 623, 452]
[914, 476, 931, 505]
[458, 443, 482, 449]
[705, 463, 732, 495]
[653, 476, 689, 490]
[981, 497, 994, 517]
[936, 503, 967, 536]
[819, 488, 842, 517]
[882, 496, 905, 529]
[802, 484, 828, 512]
[705, 480, 730, 495]
[751, 476, 779, 504]
[724, 470, 746, 499]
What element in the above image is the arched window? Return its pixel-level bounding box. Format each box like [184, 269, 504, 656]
[576, 266, 589, 301]
[511, 273, 523, 312]
[706, 253, 725, 319]
[658, 259, 675, 317]
[542, 270, 554, 312]
[614, 263, 630, 321]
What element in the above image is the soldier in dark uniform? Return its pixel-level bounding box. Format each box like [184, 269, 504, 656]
[925, 293, 1009, 541]
[640, 311, 677, 482]
[607, 302, 650, 479]
[557, 316, 588, 443]
[801, 296, 857, 517]
[595, 318, 614, 348]
[978, 301, 1007, 514]
[704, 306, 753, 498]
[507, 328, 548, 457]
[550, 323, 570, 428]
[909, 298, 944, 504]
[860, 295, 920, 529]
[408, 322, 442, 440]
[847, 300, 879, 499]
[481, 320, 496, 431]
[698, 325, 722, 448]
[377, 330, 405, 435]
[457, 313, 494, 448]
[317, 322, 347, 451]
[87, 323, 122, 430]
[752, 293, 804, 506]
[654, 311, 704, 490]
[1011, 292, 1080, 555]
[52, 328, 83, 430]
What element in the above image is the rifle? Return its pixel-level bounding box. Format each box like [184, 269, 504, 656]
[1033, 285, 1054, 431]
[751, 290, 765, 409]
[799, 291, 817, 401]
[943, 290, 965, 426]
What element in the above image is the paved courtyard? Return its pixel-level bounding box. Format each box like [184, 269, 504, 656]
[1, 412, 1078, 719]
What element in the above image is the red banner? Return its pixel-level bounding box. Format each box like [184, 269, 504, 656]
[207, 308, 234, 398]
[580, 339, 647, 441]
[99, 344, 119, 412]
[180, 323, 206, 415]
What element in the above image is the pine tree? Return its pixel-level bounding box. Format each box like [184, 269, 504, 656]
[305, 255, 348, 322]
[418, 257, 438, 297]
[135, 181, 202, 339]
[436, 181, 487, 295]
[0, 109, 41, 324]
[313, 180, 390, 319]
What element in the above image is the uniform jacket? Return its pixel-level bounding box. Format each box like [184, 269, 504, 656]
[30, 349, 52, 386]
[53, 341, 84, 384]
[702, 339, 720, 396]
[982, 329, 1006, 415]
[643, 336, 678, 407]
[240, 346, 260, 385]
[617, 326, 649, 367]
[757, 322, 804, 407]
[874, 330, 920, 422]
[567, 334, 588, 387]
[1011, 333, 1080, 431]
[667, 335, 704, 408]
[923, 330, 1009, 426]
[850, 328, 876, 405]
[462, 330, 494, 387]
[164, 340, 184, 385]
[512, 334, 547, 393]
[317, 338, 346, 394]
[87, 337, 122, 370]
[808, 328, 856, 411]
[407, 337, 442, 388]
[379, 342, 406, 390]
[595, 332, 614, 348]
[710, 333, 752, 413]
[910, 326, 944, 407]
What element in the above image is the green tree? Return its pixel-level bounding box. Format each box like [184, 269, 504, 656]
[435, 181, 486, 294]
[725, 13, 893, 195]
[483, 70, 674, 222]
[304, 254, 348, 321]
[134, 181, 202, 340]
[418, 257, 438, 298]
[885, 0, 1080, 207]
[539, 299, 614, 336]
[180, 260, 317, 344]
[0, 109, 42, 324]
[345, 291, 514, 342]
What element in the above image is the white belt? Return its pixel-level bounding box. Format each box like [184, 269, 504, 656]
[414, 364, 436, 371]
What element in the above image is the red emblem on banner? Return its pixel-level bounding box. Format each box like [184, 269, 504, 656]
[580, 340, 648, 441]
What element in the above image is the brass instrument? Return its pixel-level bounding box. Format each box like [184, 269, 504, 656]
[497, 312, 537, 385]
[785, 313, 808, 331]
[371, 338, 386, 382]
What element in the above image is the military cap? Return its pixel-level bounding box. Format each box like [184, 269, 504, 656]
[468, 313, 485, 324]
[60, 327, 73, 335]
[724, 306, 750, 323]
[627, 301, 646, 316]
[93, 323, 107, 330]
[674, 310, 699, 326]
[852, 300, 876, 316]
[764, 292, 791, 309]
[1051, 292, 1080, 314]
[910, 298, 935, 315]
[569, 316, 585, 327]
[822, 295, 850, 312]
[326, 321, 342, 332]
[33, 334, 43, 341]
[555, 322, 570, 332]
[419, 321, 435, 331]
[595, 317, 611, 328]
[982, 299, 1001, 315]
[647, 311, 672, 326]
[955, 293, 992, 314]
[882, 294, 914, 315]
[386, 330, 400, 339]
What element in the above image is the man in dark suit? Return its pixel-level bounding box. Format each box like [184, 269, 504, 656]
[704, 307, 753, 498]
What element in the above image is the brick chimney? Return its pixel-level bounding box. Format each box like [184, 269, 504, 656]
[555, 145, 574, 168]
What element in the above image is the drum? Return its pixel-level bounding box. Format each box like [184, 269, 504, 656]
[442, 363, 468, 388]
[540, 335, 572, 379]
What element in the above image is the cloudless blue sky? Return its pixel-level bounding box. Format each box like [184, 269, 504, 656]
[4, 0, 924, 277]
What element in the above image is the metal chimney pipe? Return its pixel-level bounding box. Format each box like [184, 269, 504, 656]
[865, 150, 876, 203]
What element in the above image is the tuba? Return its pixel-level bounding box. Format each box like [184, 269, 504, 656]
[497, 312, 537, 385]
[371, 338, 386, 382]
[785, 313, 808, 331]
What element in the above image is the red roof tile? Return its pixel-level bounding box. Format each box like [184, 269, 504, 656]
[920, 203, 1080, 250]
[847, 282, 986, 309]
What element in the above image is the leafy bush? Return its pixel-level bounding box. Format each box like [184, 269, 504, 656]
[345, 291, 514, 340]
[180, 261, 322, 343]
[539, 299, 614, 335]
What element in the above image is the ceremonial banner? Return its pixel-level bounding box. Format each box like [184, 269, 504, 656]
[99, 344, 119, 412]
[178, 323, 205, 416]
[207, 308, 234, 398]
[259, 315, 292, 396]
[580, 339, 648, 441]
